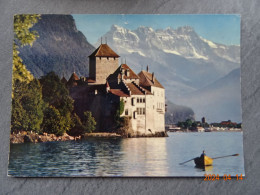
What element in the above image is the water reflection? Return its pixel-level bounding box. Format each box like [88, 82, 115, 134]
[8, 132, 244, 177]
[121, 138, 168, 176]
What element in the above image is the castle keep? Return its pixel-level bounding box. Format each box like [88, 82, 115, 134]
[65, 43, 166, 136]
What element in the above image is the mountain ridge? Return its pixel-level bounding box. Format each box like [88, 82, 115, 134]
[18, 15, 96, 79]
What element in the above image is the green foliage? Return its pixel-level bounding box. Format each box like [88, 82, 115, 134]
[40, 72, 74, 115]
[114, 99, 125, 128]
[119, 99, 124, 115]
[40, 72, 74, 135]
[177, 119, 194, 129]
[68, 113, 85, 136]
[11, 79, 45, 133]
[11, 14, 45, 134]
[12, 15, 40, 84]
[41, 105, 67, 136]
[83, 111, 96, 133]
[14, 14, 41, 46]
[12, 14, 41, 92]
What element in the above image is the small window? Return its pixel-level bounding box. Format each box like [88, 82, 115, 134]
[125, 109, 128, 115]
[132, 98, 135, 106]
[137, 98, 139, 103]
[143, 108, 145, 115]
[143, 98, 145, 103]
[140, 98, 142, 103]
[137, 108, 140, 115]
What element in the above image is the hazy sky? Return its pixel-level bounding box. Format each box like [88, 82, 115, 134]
[72, 14, 240, 45]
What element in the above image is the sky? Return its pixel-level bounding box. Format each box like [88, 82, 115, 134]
[72, 14, 240, 46]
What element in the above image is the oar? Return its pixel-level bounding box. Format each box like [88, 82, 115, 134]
[212, 153, 239, 160]
[179, 157, 197, 165]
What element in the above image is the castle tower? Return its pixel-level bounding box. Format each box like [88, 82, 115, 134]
[88, 43, 120, 84]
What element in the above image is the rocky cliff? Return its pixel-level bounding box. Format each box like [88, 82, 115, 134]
[18, 15, 95, 79]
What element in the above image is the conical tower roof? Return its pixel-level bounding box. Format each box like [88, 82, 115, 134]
[89, 44, 120, 58]
[67, 72, 79, 87]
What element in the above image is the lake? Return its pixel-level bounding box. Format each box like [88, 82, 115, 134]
[8, 132, 245, 177]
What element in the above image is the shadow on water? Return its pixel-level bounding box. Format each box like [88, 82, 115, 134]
[195, 165, 213, 173]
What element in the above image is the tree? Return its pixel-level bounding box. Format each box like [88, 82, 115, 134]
[184, 119, 193, 129]
[68, 113, 85, 136]
[41, 105, 67, 136]
[11, 79, 45, 133]
[12, 15, 40, 85]
[40, 72, 74, 133]
[40, 72, 74, 114]
[83, 111, 96, 133]
[11, 15, 44, 133]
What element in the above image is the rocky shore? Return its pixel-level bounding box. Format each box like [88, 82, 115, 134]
[10, 131, 168, 144]
[10, 131, 81, 144]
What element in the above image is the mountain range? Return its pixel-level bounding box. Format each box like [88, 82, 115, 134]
[17, 15, 241, 123]
[97, 25, 241, 122]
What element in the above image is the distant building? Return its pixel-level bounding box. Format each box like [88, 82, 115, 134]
[220, 120, 237, 127]
[65, 43, 166, 136]
[201, 117, 206, 124]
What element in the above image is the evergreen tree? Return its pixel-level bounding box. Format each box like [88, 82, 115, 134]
[68, 113, 85, 136]
[40, 72, 74, 135]
[83, 111, 96, 133]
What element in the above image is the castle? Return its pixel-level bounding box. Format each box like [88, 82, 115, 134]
[63, 43, 166, 137]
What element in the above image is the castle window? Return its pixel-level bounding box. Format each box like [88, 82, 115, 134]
[137, 108, 140, 115]
[143, 98, 145, 103]
[125, 109, 128, 115]
[132, 98, 135, 106]
[99, 57, 101, 60]
[140, 98, 142, 103]
[137, 98, 139, 103]
[143, 108, 145, 115]
[107, 57, 109, 60]
[134, 111, 136, 119]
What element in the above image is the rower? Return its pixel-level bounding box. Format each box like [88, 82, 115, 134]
[200, 150, 206, 158]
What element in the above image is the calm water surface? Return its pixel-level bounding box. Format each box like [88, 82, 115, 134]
[8, 132, 245, 177]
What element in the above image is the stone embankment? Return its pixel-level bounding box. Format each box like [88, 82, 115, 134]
[10, 131, 168, 144]
[10, 131, 81, 144]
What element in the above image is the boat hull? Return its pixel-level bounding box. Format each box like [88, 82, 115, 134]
[194, 155, 213, 167]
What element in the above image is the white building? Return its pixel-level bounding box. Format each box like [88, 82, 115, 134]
[68, 43, 166, 137]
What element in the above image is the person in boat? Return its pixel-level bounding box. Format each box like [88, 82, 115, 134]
[200, 150, 206, 158]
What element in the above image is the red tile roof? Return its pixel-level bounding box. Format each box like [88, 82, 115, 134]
[108, 64, 139, 81]
[89, 44, 120, 58]
[87, 78, 96, 83]
[110, 89, 130, 97]
[126, 83, 145, 95]
[67, 72, 80, 87]
[138, 70, 164, 89]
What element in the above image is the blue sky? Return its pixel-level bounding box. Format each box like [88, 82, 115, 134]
[72, 14, 240, 46]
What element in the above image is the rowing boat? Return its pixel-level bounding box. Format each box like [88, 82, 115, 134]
[194, 155, 213, 167]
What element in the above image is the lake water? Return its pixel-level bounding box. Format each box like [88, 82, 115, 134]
[8, 132, 245, 177]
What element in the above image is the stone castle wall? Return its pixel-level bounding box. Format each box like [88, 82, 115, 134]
[89, 57, 119, 84]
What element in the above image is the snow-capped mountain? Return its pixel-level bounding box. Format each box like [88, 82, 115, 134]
[97, 25, 241, 122]
[97, 25, 240, 96]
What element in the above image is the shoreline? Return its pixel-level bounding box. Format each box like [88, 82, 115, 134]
[167, 130, 242, 133]
[10, 131, 168, 144]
